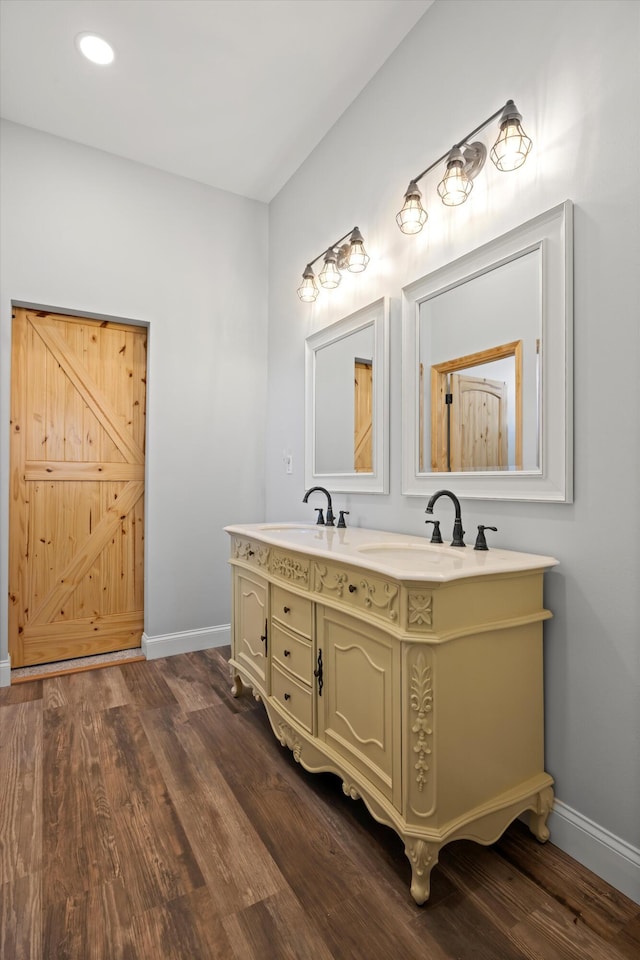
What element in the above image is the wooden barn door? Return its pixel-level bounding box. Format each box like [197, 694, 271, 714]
[9, 308, 146, 668]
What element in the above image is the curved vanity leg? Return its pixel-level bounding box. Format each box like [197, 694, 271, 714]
[341, 780, 361, 801]
[229, 667, 243, 698]
[529, 784, 554, 842]
[404, 837, 439, 905]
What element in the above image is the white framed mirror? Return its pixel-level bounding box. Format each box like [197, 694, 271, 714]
[305, 297, 389, 494]
[402, 201, 573, 501]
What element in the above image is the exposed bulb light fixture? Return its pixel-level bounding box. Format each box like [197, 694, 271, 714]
[396, 99, 532, 234]
[437, 146, 474, 206]
[396, 180, 428, 235]
[342, 226, 370, 273]
[319, 249, 341, 289]
[297, 226, 369, 302]
[76, 32, 115, 65]
[297, 265, 319, 302]
[490, 101, 532, 171]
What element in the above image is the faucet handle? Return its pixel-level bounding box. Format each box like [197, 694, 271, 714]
[314, 508, 325, 526]
[474, 525, 497, 551]
[337, 510, 349, 529]
[425, 519, 443, 544]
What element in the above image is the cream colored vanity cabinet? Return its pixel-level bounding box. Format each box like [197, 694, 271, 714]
[226, 524, 557, 905]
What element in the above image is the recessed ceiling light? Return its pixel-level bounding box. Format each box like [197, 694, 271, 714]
[76, 33, 115, 66]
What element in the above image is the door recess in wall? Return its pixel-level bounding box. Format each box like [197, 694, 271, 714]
[8, 308, 147, 667]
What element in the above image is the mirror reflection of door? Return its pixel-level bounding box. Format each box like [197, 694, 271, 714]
[430, 340, 522, 472]
[451, 374, 508, 470]
[354, 358, 373, 472]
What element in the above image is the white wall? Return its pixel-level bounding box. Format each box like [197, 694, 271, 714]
[0, 120, 268, 657]
[266, 0, 640, 897]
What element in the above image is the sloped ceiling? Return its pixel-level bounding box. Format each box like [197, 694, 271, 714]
[0, 0, 433, 201]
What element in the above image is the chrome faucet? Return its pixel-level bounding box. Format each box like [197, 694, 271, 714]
[425, 489, 466, 547]
[303, 486, 335, 526]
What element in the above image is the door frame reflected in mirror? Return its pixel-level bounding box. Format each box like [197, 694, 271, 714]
[305, 297, 389, 494]
[401, 200, 573, 502]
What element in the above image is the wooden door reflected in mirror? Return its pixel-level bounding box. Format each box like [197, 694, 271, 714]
[429, 340, 522, 472]
[354, 358, 373, 472]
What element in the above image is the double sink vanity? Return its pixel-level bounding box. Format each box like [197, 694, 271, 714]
[225, 518, 558, 904]
[225, 201, 571, 903]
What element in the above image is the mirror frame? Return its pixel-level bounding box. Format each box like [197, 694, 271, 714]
[305, 296, 389, 494]
[401, 200, 573, 502]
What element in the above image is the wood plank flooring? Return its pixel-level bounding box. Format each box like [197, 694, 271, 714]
[1, 647, 637, 960]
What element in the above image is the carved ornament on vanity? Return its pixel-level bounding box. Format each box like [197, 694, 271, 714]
[410, 653, 434, 795]
[313, 563, 348, 597]
[408, 593, 433, 629]
[234, 539, 270, 566]
[342, 780, 362, 801]
[270, 552, 309, 585]
[276, 720, 303, 762]
[360, 578, 399, 621]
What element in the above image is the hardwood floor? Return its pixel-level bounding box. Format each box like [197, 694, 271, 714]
[1, 647, 637, 960]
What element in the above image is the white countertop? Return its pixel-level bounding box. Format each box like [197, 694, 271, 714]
[224, 523, 558, 583]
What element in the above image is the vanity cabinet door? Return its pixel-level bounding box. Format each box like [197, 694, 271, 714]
[234, 570, 269, 693]
[316, 605, 400, 805]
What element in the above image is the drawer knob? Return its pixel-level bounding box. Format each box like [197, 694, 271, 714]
[349, 584, 357, 594]
[247, 549, 255, 557]
[283, 649, 291, 657]
[284, 693, 291, 701]
[283, 606, 291, 613]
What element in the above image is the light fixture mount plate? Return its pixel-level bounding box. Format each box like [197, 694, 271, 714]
[462, 141, 487, 180]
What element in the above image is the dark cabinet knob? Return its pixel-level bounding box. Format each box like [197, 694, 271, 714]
[247, 549, 254, 557]
[349, 584, 357, 593]
[283, 606, 290, 613]
[284, 693, 291, 701]
[283, 649, 290, 657]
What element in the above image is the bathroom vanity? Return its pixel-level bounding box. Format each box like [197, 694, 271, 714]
[225, 522, 558, 903]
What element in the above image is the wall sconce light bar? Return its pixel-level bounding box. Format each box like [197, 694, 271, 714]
[396, 99, 532, 234]
[297, 226, 370, 302]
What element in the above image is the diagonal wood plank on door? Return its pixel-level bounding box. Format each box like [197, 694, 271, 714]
[28, 480, 144, 626]
[31, 315, 144, 465]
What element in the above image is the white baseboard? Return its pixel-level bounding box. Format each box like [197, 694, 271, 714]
[548, 799, 640, 904]
[0, 656, 11, 687]
[141, 624, 230, 660]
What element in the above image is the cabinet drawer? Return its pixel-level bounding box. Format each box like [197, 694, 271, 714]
[312, 561, 400, 627]
[271, 663, 313, 733]
[271, 585, 312, 637]
[271, 622, 313, 685]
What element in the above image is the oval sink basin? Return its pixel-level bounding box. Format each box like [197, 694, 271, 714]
[256, 524, 317, 533]
[357, 542, 455, 555]
[356, 542, 464, 568]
